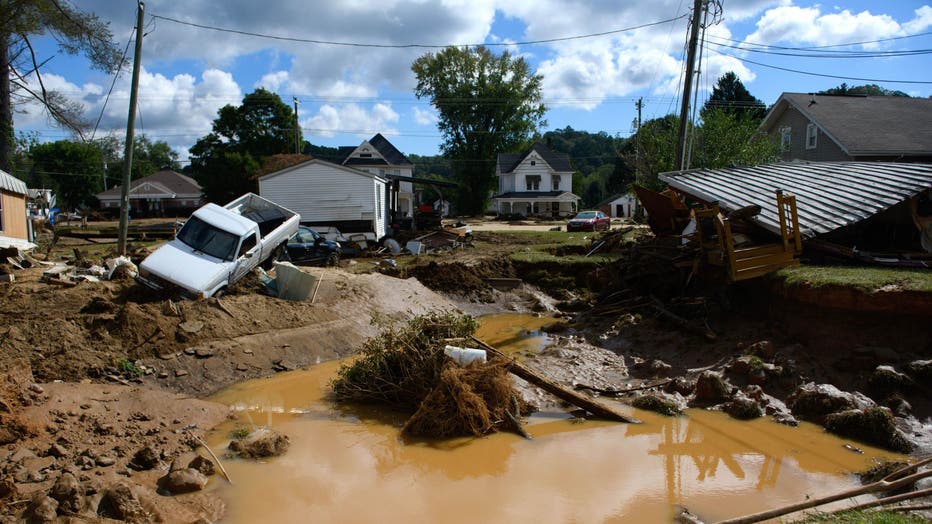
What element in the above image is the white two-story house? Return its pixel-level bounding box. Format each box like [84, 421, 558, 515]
[341, 133, 415, 219]
[492, 142, 580, 217]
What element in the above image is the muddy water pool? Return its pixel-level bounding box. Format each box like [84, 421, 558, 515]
[208, 313, 901, 523]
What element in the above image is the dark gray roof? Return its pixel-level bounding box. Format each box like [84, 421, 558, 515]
[493, 190, 577, 199]
[498, 142, 574, 174]
[97, 169, 201, 198]
[659, 161, 932, 238]
[337, 146, 356, 162]
[343, 157, 389, 167]
[368, 133, 412, 166]
[762, 93, 932, 156]
[0, 169, 27, 195]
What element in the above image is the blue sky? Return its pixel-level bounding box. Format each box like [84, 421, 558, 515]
[17, 1, 932, 164]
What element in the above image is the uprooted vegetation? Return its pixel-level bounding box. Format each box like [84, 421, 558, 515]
[331, 313, 533, 438]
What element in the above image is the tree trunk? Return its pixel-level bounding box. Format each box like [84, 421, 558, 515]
[0, 30, 12, 174]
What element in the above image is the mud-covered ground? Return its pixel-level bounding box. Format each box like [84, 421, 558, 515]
[2, 223, 930, 522]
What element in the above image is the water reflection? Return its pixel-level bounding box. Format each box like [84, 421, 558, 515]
[206, 316, 902, 523]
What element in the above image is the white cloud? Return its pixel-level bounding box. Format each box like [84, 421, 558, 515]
[256, 71, 290, 92]
[304, 102, 399, 138]
[413, 107, 438, 126]
[904, 5, 932, 34]
[744, 6, 901, 48]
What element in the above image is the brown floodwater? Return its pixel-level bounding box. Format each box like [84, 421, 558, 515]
[208, 313, 902, 523]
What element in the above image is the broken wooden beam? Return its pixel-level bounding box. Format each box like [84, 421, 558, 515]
[470, 336, 641, 424]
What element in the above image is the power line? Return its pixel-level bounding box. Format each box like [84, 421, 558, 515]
[708, 29, 932, 52]
[92, 27, 136, 140]
[711, 49, 932, 84]
[149, 13, 687, 49]
[705, 38, 932, 59]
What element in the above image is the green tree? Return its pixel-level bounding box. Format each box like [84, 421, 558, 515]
[98, 135, 180, 187]
[701, 72, 766, 120]
[692, 109, 780, 169]
[819, 83, 909, 97]
[630, 115, 678, 190]
[30, 140, 104, 210]
[189, 89, 299, 203]
[412, 46, 546, 214]
[0, 1, 123, 174]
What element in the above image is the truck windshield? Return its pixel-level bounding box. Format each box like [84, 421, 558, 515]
[176, 216, 239, 261]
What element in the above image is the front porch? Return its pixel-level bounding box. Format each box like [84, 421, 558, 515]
[493, 191, 580, 218]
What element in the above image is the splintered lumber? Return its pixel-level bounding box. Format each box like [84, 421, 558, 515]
[716, 457, 932, 524]
[470, 336, 641, 424]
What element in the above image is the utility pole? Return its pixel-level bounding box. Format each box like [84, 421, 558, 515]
[117, 1, 145, 255]
[675, 0, 704, 171]
[635, 97, 642, 181]
[293, 96, 300, 154]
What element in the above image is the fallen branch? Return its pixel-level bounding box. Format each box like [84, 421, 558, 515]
[188, 432, 233, 485]
[311, 275, 323, 303]
[470, 336, 640, 424]
[214, 297, 235, 318]
[575, 379, 673, 397]
[716, 457, 932, 524]
[821, 486, 932, 515]
[507, 396, 532, 440]
[651, 296, 716, 340]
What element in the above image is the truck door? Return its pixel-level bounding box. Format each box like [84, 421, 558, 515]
[231, 232, 259, 283]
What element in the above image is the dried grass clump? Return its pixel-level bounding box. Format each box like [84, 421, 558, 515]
[403, 360, 532, 438]
[331, 313, 480, 410]
[332, 313, 532, 439]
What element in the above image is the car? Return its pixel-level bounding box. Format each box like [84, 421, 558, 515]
[282, 226, 342, 266]
[566, 210, 611, 232]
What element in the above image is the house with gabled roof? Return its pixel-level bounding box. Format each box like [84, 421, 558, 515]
[341, 133, 415, 218]
[96, 169, 202, 217]
[492, 142, 580, 217]
[760, 93, 932, 163]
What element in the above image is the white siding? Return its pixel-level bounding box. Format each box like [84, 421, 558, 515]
[510, 153, 573, 193]
[259, 161, 388, 238]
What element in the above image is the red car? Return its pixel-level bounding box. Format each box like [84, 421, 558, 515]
[566, 210, 611, 232]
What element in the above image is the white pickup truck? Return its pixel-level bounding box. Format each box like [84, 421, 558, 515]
[136, 193, 300, 299]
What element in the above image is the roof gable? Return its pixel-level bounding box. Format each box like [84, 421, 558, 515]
[497, 142, 573, 174]
[97, 169, 201, 199]
[762, 93, 932, 156]
[0, 169, 27, 196]
[341, 134, 412, 167]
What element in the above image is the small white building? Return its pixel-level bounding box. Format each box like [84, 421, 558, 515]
[597, 193, 643, 218]
[259, 158, 389, 240]
[340, 134, 415, 219]
[491, 142, 580, 217]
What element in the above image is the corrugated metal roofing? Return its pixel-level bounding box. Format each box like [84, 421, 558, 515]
[658, 162, 932, 238]
[0, 169, 27, 196]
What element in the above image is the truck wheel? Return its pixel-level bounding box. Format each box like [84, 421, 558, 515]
[213, 287, 228, 298]
[262, 244, 286, 270]
[326, 252, 340, 267]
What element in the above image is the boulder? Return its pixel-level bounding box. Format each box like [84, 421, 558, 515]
[158, 468, 209, 494]
[25, 495, 58, 524]
[663, 377, 695, 397]
[630, 392, 683, 416]
[228, 427, 290, 459]
[824, 407, 913, 454]
[97, 484, 145, 522]
[690, 371, 731, 406]
[905, 359, 932, 383]
[869, 365, 914, 398]
[188, 455, 215, 476]
[725, 392, 763, 420]
[746, 340, 775, 359]
[49, 472, 84, 514]
[127, 446, 160, 471]
[786, 383, 874, 425]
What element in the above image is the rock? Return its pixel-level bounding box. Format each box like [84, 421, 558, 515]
[28, 383, 44, 394]
[630, 392, 683, 416]
[228, 427, 290, 458]
[236, 363, 248, 372]
[849, 346, 899, 370]
[158, 468, 209, 494]
[869, 365, 914, 397]
[46, 443, 68, 458]
[786, 383, 875, 425]
[170, 452, 198, 472]
[95, 456, 116, 467]
[663, 377, 695, 396]
[97, 484, 145, 522]
[178, 321, 204, 334]
[25, 495, 58, 524]
[690, 371, 731, 406]
[746, 340, 775, 359]
[49, 472, 84, 514]
[183, 347, 197, 356]
[194, 347, 215, 359]
[158, 372, 169, 379]
[636, 359, 673, 377]
[824, 407, 913, 453]
[188, 455, 215, 476]
[174, 369, 189, 378]
[906, 359, 932, 382]
[725, 392, 763, 420]
[0, 476, 17, 500]
[128, 446, 160, 471]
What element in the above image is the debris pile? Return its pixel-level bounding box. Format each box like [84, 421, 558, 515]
[331, 313, 532, 438]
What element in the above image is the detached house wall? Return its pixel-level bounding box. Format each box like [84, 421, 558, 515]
[771, 106, 849, 162]
[0, 170, 28, 241]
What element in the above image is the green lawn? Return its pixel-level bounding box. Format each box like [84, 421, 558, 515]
[794, 509, 929, 523]
[777, 265, 932, 293]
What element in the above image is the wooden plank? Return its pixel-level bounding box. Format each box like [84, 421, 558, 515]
[470, 337, 641, 424]
[734, 244, 785, 257]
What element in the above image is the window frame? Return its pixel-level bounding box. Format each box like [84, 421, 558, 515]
[779, 126, 792, 151]
[552, 175, 561, 191]
[805, 123, 818, 150]
[525, 175, 541, 191]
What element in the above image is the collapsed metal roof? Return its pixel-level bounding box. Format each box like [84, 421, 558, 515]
[659, 162, 932, 238]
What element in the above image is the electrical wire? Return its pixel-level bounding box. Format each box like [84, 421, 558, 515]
[707, 29, 932, 52]
[711, 49, 932, 84]
[705, 38, 932, 59]
[91, 28, 135, 140]
[149, 13, 687, 49]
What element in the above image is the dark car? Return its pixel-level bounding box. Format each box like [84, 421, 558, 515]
[282, 226, 342, 266]
[566, 210, 611, 232]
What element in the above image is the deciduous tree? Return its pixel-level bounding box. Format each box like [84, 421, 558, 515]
[29, 140, 104, 210]
[0, 1, 123, 173]
[701, 72, 766, 120]
[412, 46, 546, 214]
